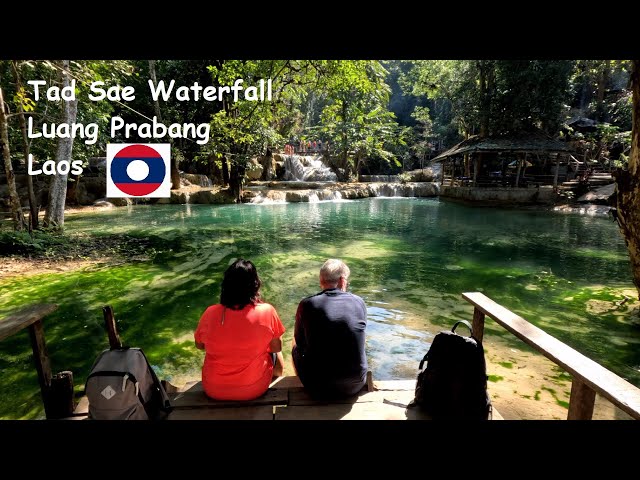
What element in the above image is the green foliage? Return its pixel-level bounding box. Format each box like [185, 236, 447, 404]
[0, 230, 70, 256]
[404, 60, 573, 142]
[1, 59, 137, 166]
[397, 172, 411, 184]
[316, 61, 404, 179]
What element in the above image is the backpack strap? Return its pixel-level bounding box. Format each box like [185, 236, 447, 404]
[138, 348, 173, 413]
[451, 320, 473, 336]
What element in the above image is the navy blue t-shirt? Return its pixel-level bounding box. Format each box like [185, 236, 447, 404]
[292, 288, 368, 397]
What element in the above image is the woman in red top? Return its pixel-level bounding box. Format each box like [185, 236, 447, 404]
[194, 259, 286, 400]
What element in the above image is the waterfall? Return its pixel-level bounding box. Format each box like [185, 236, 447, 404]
[283, 154, 337, 182]
[250, 191, 287, 204]
[181, 173, 212, 187]
[367, 183, 416, 197]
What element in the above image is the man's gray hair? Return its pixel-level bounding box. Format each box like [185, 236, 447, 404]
[320, 259, 350, 285]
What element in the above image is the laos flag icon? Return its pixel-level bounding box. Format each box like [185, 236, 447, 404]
[106, 144, 171, 198]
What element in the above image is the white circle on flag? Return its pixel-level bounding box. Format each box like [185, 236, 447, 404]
[127, 159, 150, 181]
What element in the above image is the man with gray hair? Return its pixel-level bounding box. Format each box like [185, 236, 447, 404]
[292, 259, 368, 398]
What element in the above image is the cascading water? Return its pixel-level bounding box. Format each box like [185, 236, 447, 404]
[283, 155, 337, 182]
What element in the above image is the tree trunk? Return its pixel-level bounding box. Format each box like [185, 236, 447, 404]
[221, 156, 230, 186]
[44, 60, 77, 229]
[11, 61, 39, 230]
[341, 100, 349, 182]
[148, 60, 180, 189]
[229, 160, 245, 203]
[476, 61, 494, 186]
[0, 87, 26, 231]
[596, 61, 610, 122]
[477, 60, 494, 138]
[614, 60, 640, 299]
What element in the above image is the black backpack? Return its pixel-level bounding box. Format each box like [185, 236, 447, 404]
[85, 347, 173, 420]
[410, 320, 492, 420]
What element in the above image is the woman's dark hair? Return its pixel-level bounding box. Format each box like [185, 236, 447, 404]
[220, 258, 262, 309]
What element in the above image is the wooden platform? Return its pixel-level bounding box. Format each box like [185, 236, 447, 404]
[70, 376, 503, 420]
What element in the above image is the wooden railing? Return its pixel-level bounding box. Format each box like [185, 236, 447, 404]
[463, 292, 640, 420]
[0, 303, 76, 419]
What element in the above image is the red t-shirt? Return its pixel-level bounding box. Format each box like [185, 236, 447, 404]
[194, 302, 285, 401]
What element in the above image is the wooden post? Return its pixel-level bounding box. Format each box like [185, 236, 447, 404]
[440, 161, 445, 186]
[366, 370, 374, 392]
[472, 157, 479, 187]
[553, 154, 560, 191]
[48, 371, 75, 419]
[28, 320, 53, 418]
[103, 305, 122, 349]
[567, 378, 596, 420]
[515, 156, 523, 187]
[449, 160, 455, 186]
[472, 307, 485, 344]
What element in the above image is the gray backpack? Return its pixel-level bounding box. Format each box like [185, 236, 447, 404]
[85, 347, 173, 420]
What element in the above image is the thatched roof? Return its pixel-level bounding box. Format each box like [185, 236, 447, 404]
[430, 131, 572, 163]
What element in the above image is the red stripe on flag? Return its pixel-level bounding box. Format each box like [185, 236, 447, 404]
[114, 183, 162, 196]
[114, 144, 162, 158]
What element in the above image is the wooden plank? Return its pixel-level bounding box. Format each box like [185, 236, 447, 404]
[567, 378, 596, 420]
[170, 388, 287, 409]
[373, 380, 416, 391]
[287, 387, 387, 406]
[61, 414, 88, 420]
[472, 306, 485, 344]
[269, 375, 303, 389]
[168, 406, 273, 420]
[28, 319, 53, 418]
[102, 306, 122, 349]
[0, 303, 57, 342]
[275, 402, 410, 420]
[462, 291, 640, 420]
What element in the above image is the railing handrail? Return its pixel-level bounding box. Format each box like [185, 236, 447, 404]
[462, 291, 640, 420]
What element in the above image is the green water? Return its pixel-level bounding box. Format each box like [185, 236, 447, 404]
[1, 198, 638, 419]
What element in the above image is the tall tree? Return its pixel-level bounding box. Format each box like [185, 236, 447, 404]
[614, 59, 640, 299]
[11, 60, 39, 230]
[148, 60, 180, 189]
[0, 85, 26, 230]
[319, 61, 401, 181]
[43, 60, 77, 229]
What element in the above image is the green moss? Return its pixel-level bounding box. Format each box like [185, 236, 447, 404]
[534, 391, 541, 401]
[488, 375, 504, 383]
[498, 361, 514, 369]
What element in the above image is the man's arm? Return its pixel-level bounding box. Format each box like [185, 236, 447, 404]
[195, 341, 205, 350]
[293, 300, 307, 351]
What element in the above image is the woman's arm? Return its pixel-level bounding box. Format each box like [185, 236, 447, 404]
[269, 335, 282, 353]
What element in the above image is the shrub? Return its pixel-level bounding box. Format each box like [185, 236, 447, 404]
[397, 172, 412, 184]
